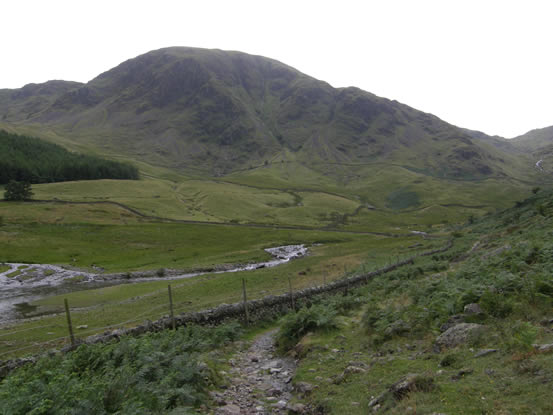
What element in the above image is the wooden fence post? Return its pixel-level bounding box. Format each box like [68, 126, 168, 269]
[288, 277, 295, 312]
[344, 278, 349, 296]
[64, 298, 75, 346]
[242, 278, 249, 326]
[168, 284, 175, 330]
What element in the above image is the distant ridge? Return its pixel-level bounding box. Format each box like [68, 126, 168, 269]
[0, 47, 539, 180]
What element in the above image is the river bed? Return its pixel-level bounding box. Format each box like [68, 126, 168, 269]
[0, 244, 307, 325]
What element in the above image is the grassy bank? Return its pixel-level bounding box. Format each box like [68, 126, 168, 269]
[283, 190, 553, 414]
[0, 200, 437, 358]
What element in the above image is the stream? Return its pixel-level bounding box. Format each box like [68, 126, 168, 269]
[0, 244, 307, 325]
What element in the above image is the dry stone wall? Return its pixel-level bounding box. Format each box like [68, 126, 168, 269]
[0, 240, 453, 379]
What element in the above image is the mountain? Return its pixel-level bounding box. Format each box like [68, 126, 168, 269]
[0, 47, 533, 180]
[511, 126, 553, 153]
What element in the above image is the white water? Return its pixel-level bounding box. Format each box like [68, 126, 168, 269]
[0, 245, 307, 324]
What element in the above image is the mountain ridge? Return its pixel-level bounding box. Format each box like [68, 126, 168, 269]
[0, 46, 535, 181]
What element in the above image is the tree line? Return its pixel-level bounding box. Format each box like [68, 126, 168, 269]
[0, 130, 139, 184]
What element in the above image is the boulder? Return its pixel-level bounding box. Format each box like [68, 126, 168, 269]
[384, 319, 411, 336]
[535, 343, 553, 352]
[217, 404, 241, 415]
[368, 373, 434, 408]
[439, 314, 465, 332]
[294, 381, 315, 396]
[435, 323, 485, 349]
[451, 367, 474, 381]
[463, 303, 483, 315]
[474, 348, 498, 358]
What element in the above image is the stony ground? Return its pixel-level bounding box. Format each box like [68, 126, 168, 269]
[213, 329, 305, 415]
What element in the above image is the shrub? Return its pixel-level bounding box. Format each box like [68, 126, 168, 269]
[0, 324, 241, 414]
[479, 290, 513, 318]
[439, 353, 458, 367]
[506, 321, 538, 353]
[276, 304, 337, 352]
[326, 294, 363, 315]
[536, 281, 553, 297]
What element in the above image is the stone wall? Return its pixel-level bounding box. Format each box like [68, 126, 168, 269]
[0, 240, 452, 379]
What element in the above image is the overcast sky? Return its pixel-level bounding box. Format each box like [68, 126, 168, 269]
[2, 0, 552, 138]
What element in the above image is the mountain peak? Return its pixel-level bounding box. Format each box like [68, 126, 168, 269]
[0, 47, 520, 178]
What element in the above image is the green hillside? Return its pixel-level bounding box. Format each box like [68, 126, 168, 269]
[287, 188, 553, 414]
[0, 48, 537, 180]
[2, 178, 553, 414]
[0, 130, 138, 184]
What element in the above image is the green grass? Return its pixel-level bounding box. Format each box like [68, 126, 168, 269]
[0, 264, 10, 273]
[0, 199, 436, 357]
[6, 270, 21, 278]
[283, 189, 553, 414]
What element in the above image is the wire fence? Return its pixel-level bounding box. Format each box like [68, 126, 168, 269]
[0, 240, 453, 364]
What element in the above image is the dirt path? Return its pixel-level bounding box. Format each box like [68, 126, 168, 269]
[213, 329, 298, 414]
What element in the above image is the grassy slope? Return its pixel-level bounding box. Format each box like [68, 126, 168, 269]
[287, 190, 553, 414]
[3, 190, 553, 413]
[5, 156, 535, 233]
[0, 200, 434, 358]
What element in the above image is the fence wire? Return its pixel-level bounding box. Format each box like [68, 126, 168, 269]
[0, 241, 452, 361]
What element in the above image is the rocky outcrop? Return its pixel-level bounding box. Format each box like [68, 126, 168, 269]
[435, 323, 486, 349]
[368, 373, 435, 410]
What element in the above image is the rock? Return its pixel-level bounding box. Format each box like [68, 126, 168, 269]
[261, 360, 281, 370]
[536, 343, 553, 352]
[474, 349, 498, 358]
[368, 373, 434, 407]
[209, 391, 227, 405]
[218, 404, 241, 415]
[435, 323, 486, 349]
[463, 303, 483, 315]
[384, 319, 411, 336]
[76, 325, 88, 330]
[294, 381, 315, 396]
[452, 368, 473, 381]
[286, 402, 306, 413]
[267, 387, 282, 397]
[389, 373, 434, 400]
[482, 244, 511, 260]
[439, 315, 466, 332]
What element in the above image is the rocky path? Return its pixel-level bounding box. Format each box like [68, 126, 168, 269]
[214, 329, 303, 415]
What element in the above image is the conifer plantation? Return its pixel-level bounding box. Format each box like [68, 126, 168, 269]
[0, 130, 139, 184]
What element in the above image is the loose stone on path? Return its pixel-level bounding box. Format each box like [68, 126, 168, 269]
[214, 329, 299, 415]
